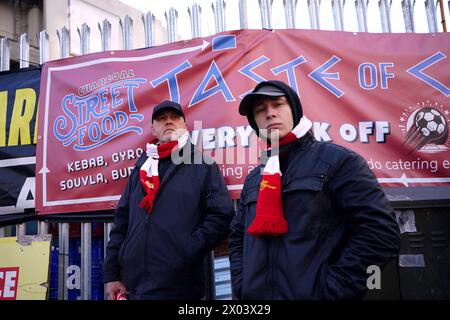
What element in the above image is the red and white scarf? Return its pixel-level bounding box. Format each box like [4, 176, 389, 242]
[139, 133, 189, 214]
[247, 116, 313, 237]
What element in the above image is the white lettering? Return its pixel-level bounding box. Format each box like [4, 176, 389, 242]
[0, 269, 18, 299]
[340, 123, 358, 142]
[111, 166, 134, 180]
[313, 122, 332, 141]
[202, 128, 216, 150]
[217, 126, 235, 148]
[16, 177, 35, 210]
[111, 148, 143, 163]
[67, 156, 105, 172]
[60, 174, 105, 191]
[359, 121, 374, 143]
[236, 125, 254, 147]
[340, 121, 391, 143]
[376, 121, 390, 142]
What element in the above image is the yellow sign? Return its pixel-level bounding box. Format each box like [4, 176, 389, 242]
[0, 235, 51, 300]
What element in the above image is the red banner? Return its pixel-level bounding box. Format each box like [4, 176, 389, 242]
[36, 29, 450, 214]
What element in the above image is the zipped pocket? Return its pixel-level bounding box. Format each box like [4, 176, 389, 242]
[282, 174, 328, 193]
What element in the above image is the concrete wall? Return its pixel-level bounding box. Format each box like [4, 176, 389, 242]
[0, 2, 42, 46]
[0, 2, 16, 40]
[1, 0, 168, 66]
[0, 1, 42, 67]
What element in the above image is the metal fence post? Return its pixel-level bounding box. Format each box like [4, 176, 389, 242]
[283, 0, 298, 29]
[81, 223, 92, 300]
[308, 0, 321, 30]
[239, 0, 249, 29]
[402, 0, 416, 32]
[379, 0, 392, 32]
[259, 0, 273, 29]
[332, 0, 345, 31]
[120, 15, 133, 50]
[142, 12, 155, 48]
[58, 223, 69, 300]
[104, 222, 113, 300]
[355, 0, 368, 32]
[165, 7, 178, 43]
[38, 221, 49, 235]
[98, 19, 112, 52]
[189, 3, 202, 38]
[19, 33, 29, 68]
[57, 27, 70, 58]
[16, 224, 26, 236]
[212, 0, 226, 33]
[0, 37, 10, 71]
[424, 0, 439, 32]
[77, 23, 90, 55]
[39, 30, 49, 65]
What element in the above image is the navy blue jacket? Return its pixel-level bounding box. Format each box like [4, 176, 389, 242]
[103, 145, 234, 299]
[229, 133, 400, 299]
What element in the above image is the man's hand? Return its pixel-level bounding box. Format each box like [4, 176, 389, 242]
[106, 281, 128, 300]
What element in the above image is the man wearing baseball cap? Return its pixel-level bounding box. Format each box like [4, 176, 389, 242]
[229, 80, 400, 299]
[104, 100, 234, 300]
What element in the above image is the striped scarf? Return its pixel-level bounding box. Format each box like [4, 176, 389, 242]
[139, 133, 189, 214]
[247, 116, 313, 237]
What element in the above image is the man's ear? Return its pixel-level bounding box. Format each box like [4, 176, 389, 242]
[151, 121, 156, 135]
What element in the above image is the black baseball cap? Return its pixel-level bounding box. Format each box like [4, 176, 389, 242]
[152, 100, 185, 121]
[238, 80, 303, 136]
[239, 84, 286, 116]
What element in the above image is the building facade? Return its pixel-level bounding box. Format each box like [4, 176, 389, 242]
[0, 0, 167, 69]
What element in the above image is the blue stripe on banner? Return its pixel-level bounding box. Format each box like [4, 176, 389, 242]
[212, 35, 236, 51]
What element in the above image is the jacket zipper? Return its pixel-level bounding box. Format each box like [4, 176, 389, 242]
[319, 174, 328, 188]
